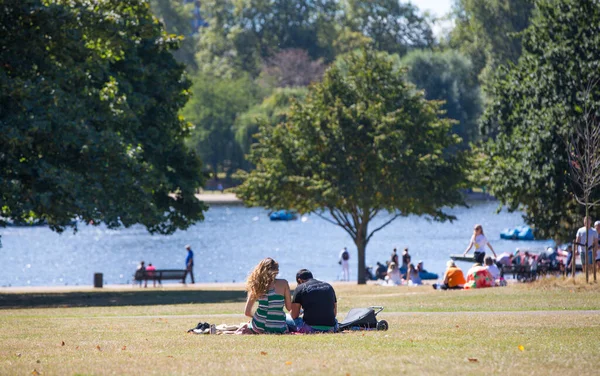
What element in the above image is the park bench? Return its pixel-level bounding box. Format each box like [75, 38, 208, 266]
[133, 269, 187, 285]
[500, 264, 535, 282]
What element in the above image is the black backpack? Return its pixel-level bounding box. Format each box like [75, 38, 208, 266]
[342, 251, 350, 261]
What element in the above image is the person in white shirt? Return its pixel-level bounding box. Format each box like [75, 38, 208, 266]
[384, 262, 402, 285]
[338, 247, 350, 281]
[484, 256, 500, 285]
[575, 216, 598, 267]
[463, 224, 497, 264]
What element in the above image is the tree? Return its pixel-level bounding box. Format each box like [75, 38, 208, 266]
[234, 87, 308, 157]
[343, 0, 434, 56]
[149, 0, 199, 70]
[258, 49, 326, 89]
[237, 49, 468, 284]
[480, 0, 600, 243]
[183, 73, 258, 178]
[450, 0, 535, 83]
[0, 0, 206, 238]
[567, 81, 600, 281]
[401, 50, 483, 148]
[196, 0, 339, 77]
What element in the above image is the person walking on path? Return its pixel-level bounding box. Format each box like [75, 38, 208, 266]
[339, 247, 350, 281]
[463, 224, 497, 264]
[185, 245, 195, 284]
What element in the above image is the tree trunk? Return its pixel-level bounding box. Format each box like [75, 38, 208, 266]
[355, 238, 367, 284]
[586, 205, 589, 283]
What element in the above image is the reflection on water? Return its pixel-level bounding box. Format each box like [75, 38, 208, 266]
[0, 201, 553, 287]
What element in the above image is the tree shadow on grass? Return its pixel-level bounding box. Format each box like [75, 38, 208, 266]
[0, 289, 247, 309]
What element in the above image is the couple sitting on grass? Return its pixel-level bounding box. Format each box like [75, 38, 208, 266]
[244, 258, 338, 334]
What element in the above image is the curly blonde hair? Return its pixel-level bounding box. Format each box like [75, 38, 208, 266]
[246, 258, 279, 299]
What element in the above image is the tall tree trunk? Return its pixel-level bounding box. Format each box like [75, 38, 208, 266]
[354, 218, 368, 285]
[355, 238, 367, 284]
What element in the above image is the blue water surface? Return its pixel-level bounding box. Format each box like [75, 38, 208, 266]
[0, 201, 553, 287]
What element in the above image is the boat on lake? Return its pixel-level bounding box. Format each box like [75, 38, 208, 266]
[500, 225, 534, 240]
[269, 210, 298, 221]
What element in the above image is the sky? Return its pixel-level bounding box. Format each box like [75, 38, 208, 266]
[408, 0, 454, 17]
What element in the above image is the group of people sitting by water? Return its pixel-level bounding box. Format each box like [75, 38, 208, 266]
[372, 248, 429, 286]
[244, 257, 338, 334]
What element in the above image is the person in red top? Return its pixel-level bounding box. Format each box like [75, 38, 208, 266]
[145, 263, 157, 288]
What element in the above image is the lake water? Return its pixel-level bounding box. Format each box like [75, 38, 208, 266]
[0, 201, 554, 287]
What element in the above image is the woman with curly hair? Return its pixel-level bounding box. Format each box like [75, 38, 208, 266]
[244, 258, 292, 334]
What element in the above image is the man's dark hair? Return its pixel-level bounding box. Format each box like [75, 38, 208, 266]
[296, 269, 313, 282]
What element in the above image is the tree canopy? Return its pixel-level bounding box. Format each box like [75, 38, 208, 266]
[402, 50, 482, 148]
[237, 49, 468, 283]
[480, 0, 600, 242]
[0, 0, 206, 235]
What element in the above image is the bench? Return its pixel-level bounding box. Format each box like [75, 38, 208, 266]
[134, 269, 188, 285]
[500, 265, 535, 282]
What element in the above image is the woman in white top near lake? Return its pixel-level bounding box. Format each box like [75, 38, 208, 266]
[463, 224, 497, 264]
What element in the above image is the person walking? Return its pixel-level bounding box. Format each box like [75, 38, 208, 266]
[463, 224, 497, 264]
[339, 247, 350, 281]
[185, 245, 195, 284]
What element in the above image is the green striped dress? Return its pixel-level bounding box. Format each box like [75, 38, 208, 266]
[250, 288, 287, 334]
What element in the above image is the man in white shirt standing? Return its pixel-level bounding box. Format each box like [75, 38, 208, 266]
[338, 247, 350, 281]
[575, 216, 598, 273]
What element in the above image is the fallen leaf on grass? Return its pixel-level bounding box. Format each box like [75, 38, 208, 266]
[31, 369, 40, 375]
[61, 341, 65, 346]
[260, 351, 267, 356]
[518, 345, 525, 351]
[468, 358, 478, 363]
[16, 353, 21, 358]
[121, 346, 127, 351]
[36, 360, 40, 364]
[285, 361, 292, 365]
[167, 356, 174, 358]
[75, 346, 79, 350]
[455, 325, 460, 328]
[346, 373, 351, 376]
[96, 345, 102, 351]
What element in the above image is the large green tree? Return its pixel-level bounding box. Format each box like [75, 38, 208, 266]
[184, 73, 258, 177]
[0, 0, 206, 236]
[450, 0, 535, 83]
[234, 87, 307, 157]
[343, 0, 434, 56]
[237, 49, 468, 283]
[402, 50, 482, 148]
[196, 0, 339, 77]
[480, 0, 600, 242]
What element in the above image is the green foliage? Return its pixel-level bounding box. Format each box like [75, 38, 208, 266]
[450, 0, 534, 83]
[196, 0, 339, 77]
[343, 0, 434, 56]
[480, 0, 600, 242]
[184, 73, 259, 176]
[402, 50, 482, 148]
[149, 0, 198, 69]
[0, 0, 206, 235]
[234, 87, 307, 157]
[237, 49, 468, 283]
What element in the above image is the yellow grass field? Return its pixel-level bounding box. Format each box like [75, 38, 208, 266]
[1, 279, 599, 375]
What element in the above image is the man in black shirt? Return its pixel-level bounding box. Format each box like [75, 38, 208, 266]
[289, 269, 338, 333]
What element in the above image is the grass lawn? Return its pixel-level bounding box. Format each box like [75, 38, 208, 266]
[1, 279, 599, 375]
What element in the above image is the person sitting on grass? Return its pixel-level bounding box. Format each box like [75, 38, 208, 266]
[384, 262, 402, 285]
[484, 256, 500, 285]
[244, 258, 292, 334]
[288, 269, 338, 333]
[434, 260, 466, 290]
[406, 263, 422, 286]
